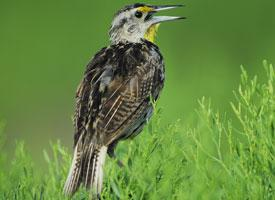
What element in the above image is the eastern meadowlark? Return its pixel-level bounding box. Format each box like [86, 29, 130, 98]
[64, 3, 184, 197]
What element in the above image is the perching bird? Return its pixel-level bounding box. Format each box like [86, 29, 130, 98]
[64, 3, 184, 197]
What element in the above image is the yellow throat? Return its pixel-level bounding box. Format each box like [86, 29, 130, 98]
[144, 24, 160, 43]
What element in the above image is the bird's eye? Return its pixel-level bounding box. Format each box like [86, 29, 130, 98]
[135, 11, 143, 18]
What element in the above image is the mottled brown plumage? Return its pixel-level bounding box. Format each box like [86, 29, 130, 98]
[75, 41, 164, 146]
[64, 3, 183, 198]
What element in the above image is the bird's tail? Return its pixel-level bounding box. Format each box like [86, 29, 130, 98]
[63, 140, 107, 197]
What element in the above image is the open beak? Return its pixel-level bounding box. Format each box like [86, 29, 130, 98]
[148, 5, 185, 24]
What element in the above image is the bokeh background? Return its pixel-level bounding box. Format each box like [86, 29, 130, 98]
[0, 0, 275, 163]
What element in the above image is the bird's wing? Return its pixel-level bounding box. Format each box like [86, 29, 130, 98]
[96, 62, 156, 145]
[73, 47, 110, 146]
[73, 44, 161, 146]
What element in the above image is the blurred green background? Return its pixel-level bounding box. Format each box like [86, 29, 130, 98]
[0, 0, 274, 162]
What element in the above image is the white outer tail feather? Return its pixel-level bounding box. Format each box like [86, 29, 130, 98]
[64, 141, 82, 195]
[92, 146, 107, 193]
[64, 143, 107, 197]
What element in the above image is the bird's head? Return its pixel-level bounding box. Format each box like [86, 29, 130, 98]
[109, 3, 185, 44]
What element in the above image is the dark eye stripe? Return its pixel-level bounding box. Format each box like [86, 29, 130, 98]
[145, 12, 154, 21]
[135, 11, 143, 18]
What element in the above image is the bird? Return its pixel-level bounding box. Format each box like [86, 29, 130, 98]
[63, 3, 184, 198]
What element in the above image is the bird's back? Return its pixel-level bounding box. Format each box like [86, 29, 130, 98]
[74, 40, 165, 146]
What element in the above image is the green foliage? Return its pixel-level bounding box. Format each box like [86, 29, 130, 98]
[0, 62, 274, 199]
